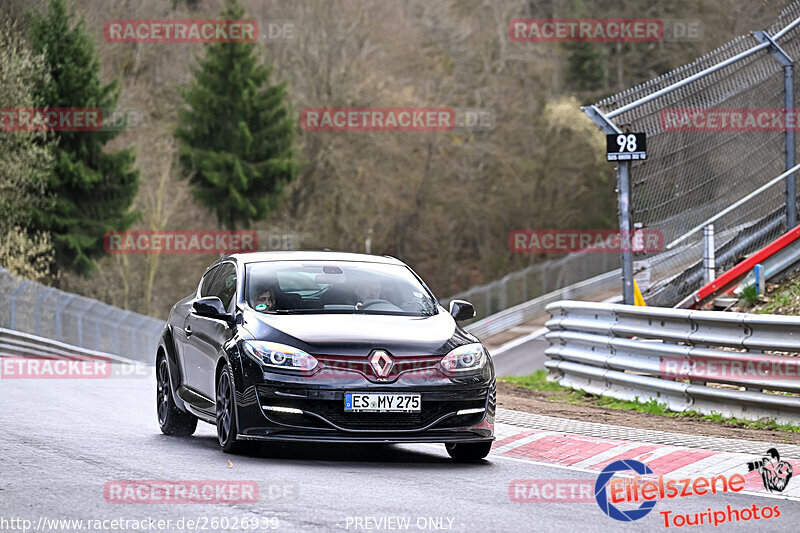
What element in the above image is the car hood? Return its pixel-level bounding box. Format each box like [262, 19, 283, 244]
[242, 309, 470, 356]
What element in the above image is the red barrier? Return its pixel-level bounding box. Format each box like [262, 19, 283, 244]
[682, 225, 800, 309]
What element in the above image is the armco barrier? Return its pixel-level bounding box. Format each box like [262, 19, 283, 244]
[0, 327, 137, 364]
[545, 301, 800, 425]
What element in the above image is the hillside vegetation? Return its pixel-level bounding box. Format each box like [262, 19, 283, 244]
[1, 0, 791, 319]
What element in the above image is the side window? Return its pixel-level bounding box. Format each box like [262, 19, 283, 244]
[206, 263, 237, 310]
[200, 266, 220, 297]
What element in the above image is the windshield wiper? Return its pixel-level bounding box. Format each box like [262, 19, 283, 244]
[260, 308, 433, 316]
[275, 308, 333, 314]
[352, 309, 427, 316]
[265, 308, 358, 314]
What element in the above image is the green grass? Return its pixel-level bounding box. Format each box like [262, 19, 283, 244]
[755, 271, 800, 314]
[740, 284, 759, 307]
[502, 370, 800, 433]
[503, 370, 563, 392]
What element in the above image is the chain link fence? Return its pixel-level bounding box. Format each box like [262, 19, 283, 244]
[0, 250, 617, 358]
[0, 267, 162, 363]
[443, 252, 619, 325]
[591, 2, 800, 307]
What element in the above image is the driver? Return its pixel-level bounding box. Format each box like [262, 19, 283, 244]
[354, 279, 381, 303]
[254, 285, 278, 311]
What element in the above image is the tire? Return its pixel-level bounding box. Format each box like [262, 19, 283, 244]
[156, 356, 197, 436]
[445, 441, 492, 462]
[216, 365, 245, 454]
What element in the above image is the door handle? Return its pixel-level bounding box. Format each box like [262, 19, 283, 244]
[184, 325, 192, 336]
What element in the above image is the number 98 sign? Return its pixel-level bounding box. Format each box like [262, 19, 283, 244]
[606, 132, 646, 161]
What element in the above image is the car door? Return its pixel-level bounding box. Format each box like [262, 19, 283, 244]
[177, 265, 219, 393]
[183, 262, 237, 399]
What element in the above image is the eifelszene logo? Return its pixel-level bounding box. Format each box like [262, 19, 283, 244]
[747, 449, 793, 493]
[594, 459, 657, 521]
[594, 458, 749, 523]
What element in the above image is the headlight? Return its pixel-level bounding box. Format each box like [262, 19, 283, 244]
[440, 343, 487, 374]
[242, 341, 318, 371]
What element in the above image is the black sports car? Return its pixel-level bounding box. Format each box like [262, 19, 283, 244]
[156, 251, 495, 459]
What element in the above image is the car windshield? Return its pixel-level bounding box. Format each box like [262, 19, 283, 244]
[245, 261, 438, 316]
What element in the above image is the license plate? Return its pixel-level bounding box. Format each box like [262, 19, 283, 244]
[344, 392, 421, 413]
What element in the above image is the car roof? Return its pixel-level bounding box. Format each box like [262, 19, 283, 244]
[221, 250, 407, 267]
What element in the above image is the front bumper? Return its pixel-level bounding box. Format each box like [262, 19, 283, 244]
[231, 346, 496, 444]
[235, 382, 495, 444]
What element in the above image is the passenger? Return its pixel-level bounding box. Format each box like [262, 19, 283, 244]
[355, 279, 382, 302]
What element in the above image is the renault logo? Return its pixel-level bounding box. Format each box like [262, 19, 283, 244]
[369, 350, 394, 378]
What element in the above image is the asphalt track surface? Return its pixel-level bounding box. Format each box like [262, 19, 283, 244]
[491, 330, 550, 377]
[2, 364, 800, 533]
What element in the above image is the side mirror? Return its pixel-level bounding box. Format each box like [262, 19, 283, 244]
[192, 297, 231, 321]
[449, 300, 476, 322]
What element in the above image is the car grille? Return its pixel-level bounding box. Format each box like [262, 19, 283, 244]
[257, 388, 488, 432]
[314, 401, 438, 429]
[314, 354, 443, 382]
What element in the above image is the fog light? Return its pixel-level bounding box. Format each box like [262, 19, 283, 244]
[456, 407, 485, 416]
[262, 405, 303, 414]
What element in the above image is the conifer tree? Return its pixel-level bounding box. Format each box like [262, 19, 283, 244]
[176, 0, 296, 230]
[28, 0, 139, 275]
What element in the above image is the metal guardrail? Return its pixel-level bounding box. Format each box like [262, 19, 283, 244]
[545, 301, 800, 425]
[0, 327, 138, 364]
[464, 269, 620, 339]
